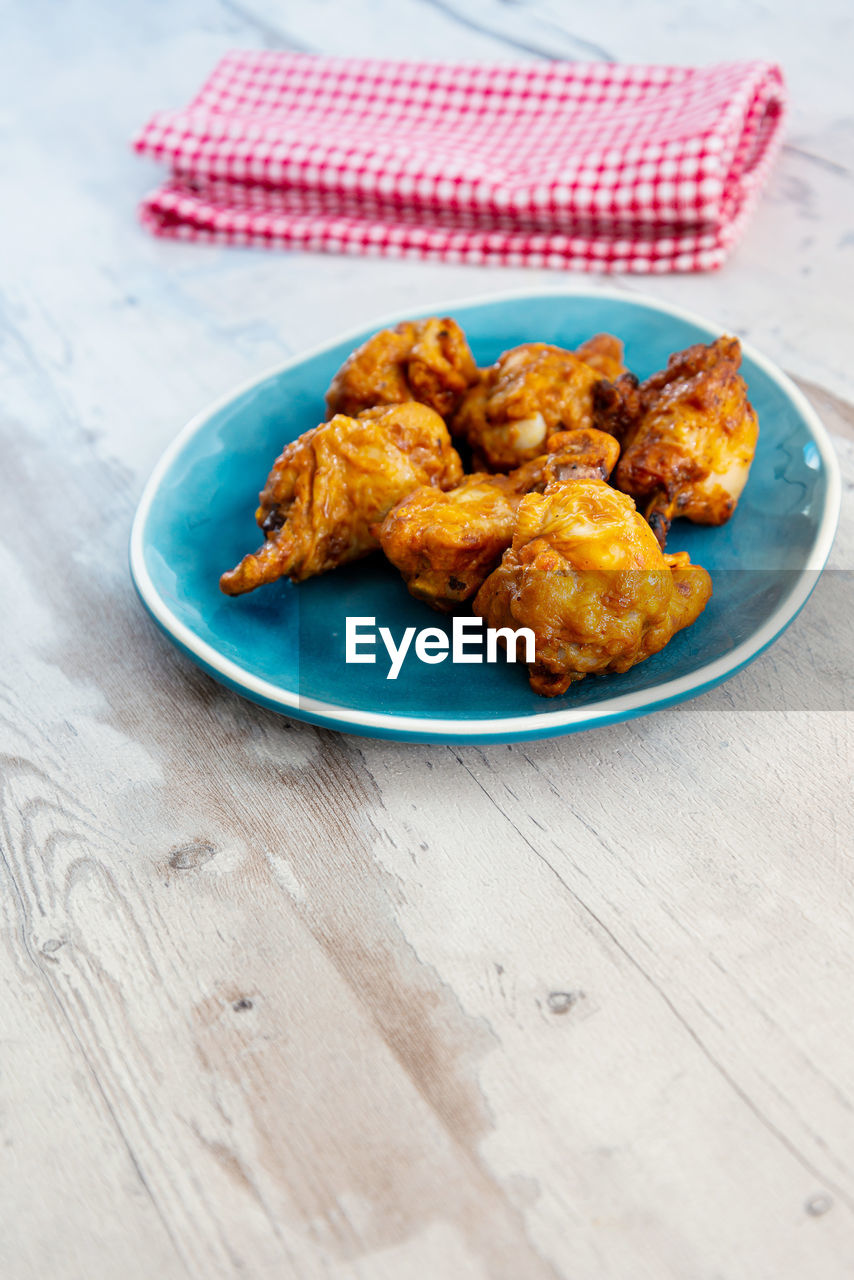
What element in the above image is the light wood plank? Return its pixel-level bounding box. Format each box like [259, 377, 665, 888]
[2, 1, 853, 1276]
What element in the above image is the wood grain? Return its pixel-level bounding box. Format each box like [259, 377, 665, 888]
[2, 1, 854, 1276]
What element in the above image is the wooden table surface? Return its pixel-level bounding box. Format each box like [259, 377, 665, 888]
[3, 2, 853, 1277]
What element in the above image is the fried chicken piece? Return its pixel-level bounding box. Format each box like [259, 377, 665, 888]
[220, 403, 463, 594]
[473, 479, 712, 696]
[574, 333, 629, 381]
[453, 343, 605, 472]
[592, 372, 642, 443]
[614, 336, 759, 547]
[541, 428, 620, 487]
[376, 429, 619, 612]
[325, 317, 479, 420]
[376, 473, 527, 613]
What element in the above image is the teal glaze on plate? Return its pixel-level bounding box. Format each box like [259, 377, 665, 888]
[130, 289, 841, 743]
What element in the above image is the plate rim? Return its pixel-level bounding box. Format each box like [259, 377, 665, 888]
[129, 284, 842, 741]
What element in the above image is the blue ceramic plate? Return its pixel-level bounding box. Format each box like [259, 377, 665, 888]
[130, 288, 840, 743]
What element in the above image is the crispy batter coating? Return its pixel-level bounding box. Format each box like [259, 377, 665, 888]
[376, 429, 619, 612]
[473, 479, 712, 696]
[452, 343, 604, 472]
[376, 474, 524, 613]
[541, 428, 620, 487]
[574, 333, 629, 381]
[615, 336, 759, 547]
[220, 403, 463, 594]
[591, 372, 642, 443]
[325, 317, 479, 420]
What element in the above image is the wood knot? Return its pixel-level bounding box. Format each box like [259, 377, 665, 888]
[547, 990, 583, 1015]
[232, 998, 254, 1012]
[169, 840, 217, 871]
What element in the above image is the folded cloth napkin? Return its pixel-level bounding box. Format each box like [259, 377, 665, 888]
[133, 53, 785, 273]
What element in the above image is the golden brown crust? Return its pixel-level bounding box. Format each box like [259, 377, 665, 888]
[591, 372, 642, 444]
[376, 429, 621, 612]
[574, 332, 629, 381]
[325, 317, 478, 420]
[542, 428, 620, 486]
[220, 403, 463, 594]
[614, 336, 759, 546]
[473, 479, 712, 696]
[376, 475, 521, 613]
[452, 343, 604, 471]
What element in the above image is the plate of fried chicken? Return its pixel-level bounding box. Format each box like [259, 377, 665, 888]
[130, 289, 840, 742]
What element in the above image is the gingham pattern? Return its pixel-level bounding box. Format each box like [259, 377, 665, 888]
[133, 53, 785, 273]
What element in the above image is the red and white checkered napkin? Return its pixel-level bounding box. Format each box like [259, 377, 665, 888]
[133, 53, 785, 273]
